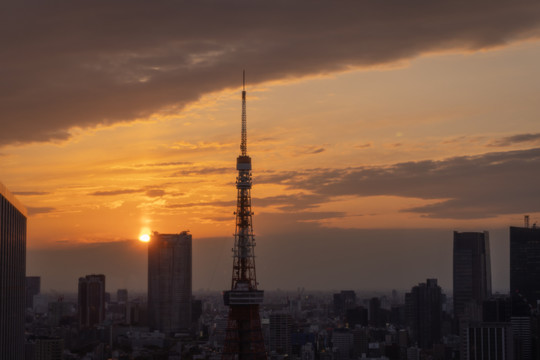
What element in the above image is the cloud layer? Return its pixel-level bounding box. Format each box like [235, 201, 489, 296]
[2, 2, 540, 145]
[258, 148, 540, 219]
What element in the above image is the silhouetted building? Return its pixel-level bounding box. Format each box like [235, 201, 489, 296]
[0, 182, 27, 359]
[26, 336, 64, 360]
[48, 301, 75, 327]
[390, 305, 406, 326]
[78, 274, 106, 328]
[333, 290, 356, 317]
[511, 316, 531, 360]
[465, 323, 513, 360]
[148, 231, 192, 334]
[332, 328, 353, 360]
[269, 313, 293, 355]
[483, 297, 511, 323]
[510, 226, 540, 311]
[368, 297, 389, 328]
[453, 231, 492, 318]
[369, 297, 381, 327]
[406, 279, 443, 349]
[26, 276, 41, 310]
[352, 328, 369, 357]
[346, 306, 368, 328]
[117, 289, 128, 303]
[192, 298, 202, 323]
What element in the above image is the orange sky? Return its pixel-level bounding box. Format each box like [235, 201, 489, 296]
[2, 2, 540, 292]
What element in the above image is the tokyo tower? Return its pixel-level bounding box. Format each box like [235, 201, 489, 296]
[222, 72, 267, 360]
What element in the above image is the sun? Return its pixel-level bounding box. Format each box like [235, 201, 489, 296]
[139, 234, 150, 242]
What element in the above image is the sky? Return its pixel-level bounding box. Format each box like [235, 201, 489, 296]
[2, 2, 540, 294]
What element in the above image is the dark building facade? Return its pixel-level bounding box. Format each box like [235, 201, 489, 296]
[26, 276, 41, 310]
[510, 226, 540, 310]
[78, 274, 106, 328]
[346, 306, 368, 328]
[269, 313, 293, 355]
[465, 323, 513, 360]
[0, 182, 27, 359]
[453, 231, 492, 318]
[333, 290, 356, 317]
[148, 231, 192, 334]
[406, 279, 443, 349]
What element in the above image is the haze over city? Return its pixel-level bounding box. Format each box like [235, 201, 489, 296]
[2, 2, 540, 293]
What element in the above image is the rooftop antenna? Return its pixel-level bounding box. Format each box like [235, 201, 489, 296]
[525, 215, 530, 228]
[241, 70, 247, 156]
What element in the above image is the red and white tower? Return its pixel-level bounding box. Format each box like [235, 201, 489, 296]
[222, 72, 267, 360]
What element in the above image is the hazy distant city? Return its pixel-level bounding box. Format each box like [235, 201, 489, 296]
[3, 2, 540, 360]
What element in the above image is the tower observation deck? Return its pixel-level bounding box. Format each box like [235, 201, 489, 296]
[222, 72, 267, 360]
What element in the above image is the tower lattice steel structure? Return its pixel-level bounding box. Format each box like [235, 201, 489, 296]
[222, 72, 267, 360]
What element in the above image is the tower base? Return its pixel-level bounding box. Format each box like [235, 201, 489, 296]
[222, 304, 267, 360]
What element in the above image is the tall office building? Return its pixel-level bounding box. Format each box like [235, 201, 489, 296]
[369, 297, 382, 328]
[0, 181, 27, 359]
[148, 231, 192, 334]
[269, 313, 293, 355]
[26, 276, 41, 309]
[465, 323, 513, 360]
[333, 290, 356, 317]
[332, 328, 354, 360]
[453, 231, 492, 318]
[405, 279, 443, 349]
[78, 274, 106, 328]
[510, 225, 540, 309]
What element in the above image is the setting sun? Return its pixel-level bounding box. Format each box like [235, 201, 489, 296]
[139, 234, 150, 242]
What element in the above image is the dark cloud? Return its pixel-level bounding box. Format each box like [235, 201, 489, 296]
[254, 193, 328, 211]
[203, 216, 233, 222]
[145, 189, 165, 197]
[258, 148, 540, 219]
[2, 2, 540, 145]
[256, 171, 302, 185]
[89, 189, 143, 196]
[165, 193, 330, 213]
[488, 133, 540, 147]
[90, 187, 166, 197]
[354, 143, 372, 149]
[172, 167, 231, 176]
[309, 148, 325, 155]
[12, 191, 50, 196]
[167, 200, 236, 209]
[134, 161, 192, 168]
[27, 206, 56, 216]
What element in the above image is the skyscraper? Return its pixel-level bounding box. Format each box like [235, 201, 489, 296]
[269, 313, 292, 355]
[465, 323, 513, 360]
[453, 231, 492, 318]
[405, 279, 443, 349]
[510, 225, 540, 309]
[0, 181, 27, 359]
[333, 290, 356, 317]
[78, 274, 106, 328]
[148, 231, 192, 334]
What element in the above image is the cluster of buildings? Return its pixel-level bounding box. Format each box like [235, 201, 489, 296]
[4, 169, 540, 360]
[1, 81, 540, 359]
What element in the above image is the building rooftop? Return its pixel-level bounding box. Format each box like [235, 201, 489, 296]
[0, 181, 27, 217]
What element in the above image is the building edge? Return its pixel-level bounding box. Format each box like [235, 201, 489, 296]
[0, 181, 27, 217]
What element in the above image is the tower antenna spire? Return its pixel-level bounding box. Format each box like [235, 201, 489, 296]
[241, 70, 247, 156]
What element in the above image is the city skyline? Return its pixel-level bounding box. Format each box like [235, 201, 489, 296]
[2, 2, 540, 293]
